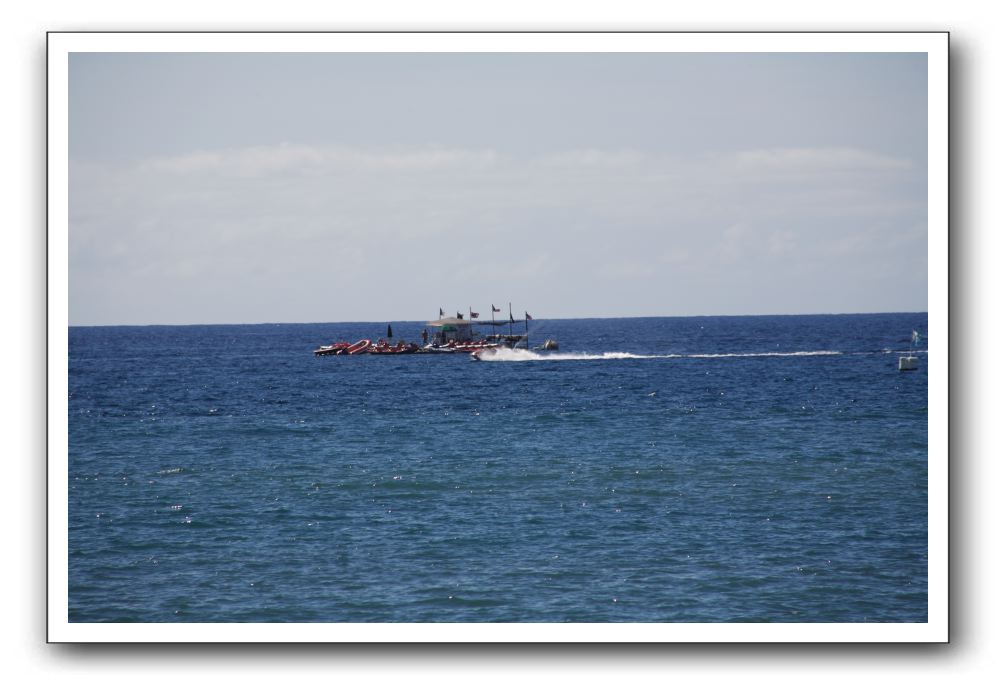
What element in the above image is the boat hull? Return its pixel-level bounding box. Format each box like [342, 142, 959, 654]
[899, 356, 919, 371]
[346, 339, 372, 355]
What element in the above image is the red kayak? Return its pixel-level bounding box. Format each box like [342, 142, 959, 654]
[346, 339, 372, 355]
[368, 341, 421, 354]
[368, 340, 394, 354]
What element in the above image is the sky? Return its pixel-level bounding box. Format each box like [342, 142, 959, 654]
[68, 52, 928, 325]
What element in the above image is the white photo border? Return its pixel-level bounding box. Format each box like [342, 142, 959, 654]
[48, 30, 949, 643]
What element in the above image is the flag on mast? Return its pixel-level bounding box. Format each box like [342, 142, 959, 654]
[525, 312, 533, 321]
[470, 310, 479, 318]
[492, 304, 500, 313]
[439, 308, 444, 318]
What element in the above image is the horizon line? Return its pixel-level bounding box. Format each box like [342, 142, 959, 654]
[68, 309, 929, 329]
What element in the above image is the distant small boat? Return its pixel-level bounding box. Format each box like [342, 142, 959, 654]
[898, 356, 918, 371]
[470, 346, 513, 360]
[347, 339, 372, 355]
[899, 330, 920, 371]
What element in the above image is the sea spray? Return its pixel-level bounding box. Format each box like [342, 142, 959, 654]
[475, 349, 845, 362]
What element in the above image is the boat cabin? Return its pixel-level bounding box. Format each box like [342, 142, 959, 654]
[425, 317, 475, 345]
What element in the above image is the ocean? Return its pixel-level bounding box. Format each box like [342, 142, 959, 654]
[67, 313, 928, 623]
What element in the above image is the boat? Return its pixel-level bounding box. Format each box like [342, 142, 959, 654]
[451, 340, 496, 353]
[314, 341, 350, 356]
[367, 339, 394, 354]
[368, 340, 420, 354]
[898, 330, 921, 371]
[898, 356, 918, 371]
[313, 304, 552, 358]
[346, 339, 372, 355]
[421, 344, 457, 354]
[425, 310, 533, 353]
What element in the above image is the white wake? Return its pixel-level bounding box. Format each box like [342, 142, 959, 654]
[474, 349, 843, 362]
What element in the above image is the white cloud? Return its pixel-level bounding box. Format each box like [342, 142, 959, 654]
[139, 144, 499, 178]
[70, 143, 926, 323]
[533, 149, 646, 170]
[728, 147, 914, 173]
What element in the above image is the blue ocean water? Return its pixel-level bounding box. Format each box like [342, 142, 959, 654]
[68, 313, 928, 623]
